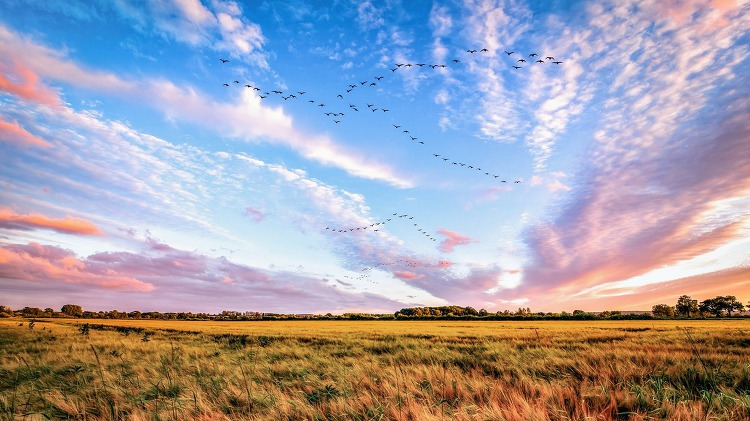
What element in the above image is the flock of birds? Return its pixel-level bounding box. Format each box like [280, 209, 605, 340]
[219, 48, 563, 184]
[217, 47, 564, 280]
[325, 213, 436, 241]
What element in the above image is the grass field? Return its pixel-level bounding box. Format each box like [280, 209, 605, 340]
[1, 318, 749, 420]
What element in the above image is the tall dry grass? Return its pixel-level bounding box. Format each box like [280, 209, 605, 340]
[0, 319, 748, 420]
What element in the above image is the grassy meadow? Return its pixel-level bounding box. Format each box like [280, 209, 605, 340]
[1, 318, 749, 420]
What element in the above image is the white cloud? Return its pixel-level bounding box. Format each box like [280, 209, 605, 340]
[112, 0, 268, 67]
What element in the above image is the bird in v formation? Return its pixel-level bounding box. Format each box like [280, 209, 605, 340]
[219, 48, 548, 280]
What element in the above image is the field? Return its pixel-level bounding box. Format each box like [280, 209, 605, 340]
[1, 319, 749, 420]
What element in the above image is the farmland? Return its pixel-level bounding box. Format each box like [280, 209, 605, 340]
[1, 319, 749, 420]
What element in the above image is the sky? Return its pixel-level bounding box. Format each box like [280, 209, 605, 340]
[1, 0, 749, 314]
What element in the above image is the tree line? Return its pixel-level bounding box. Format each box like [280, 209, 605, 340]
[1, 294, 747, 321]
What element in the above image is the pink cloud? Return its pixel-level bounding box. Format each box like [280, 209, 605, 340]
[243, 206, 266, 222]
[0, 239, 410, 313]
[0, 242, 153, 292]
[0, 118, 50, 148]
[394, 271, 424, 280]
[0, 60, 60, 108]
[438, 228, 473, 253]
[0, 208, 103, 236]
[437, 260, 453, 269]
[521, 98, 750, 300]
[547, 179, 571, 193]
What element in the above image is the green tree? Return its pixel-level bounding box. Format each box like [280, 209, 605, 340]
[652, 304, 675, 317]
[675, 295, 699, 317]
[61, 304, 83, 317]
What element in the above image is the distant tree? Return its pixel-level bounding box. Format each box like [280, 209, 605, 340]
[128, 311, 142, 319]
[722, 296, 745, 316]
[652, 304, 675, 317]
[700, 297, 724, 317]
[675, 295, 699, 317]
[43, 308, 55, 317]
[0, 306, 13, 317]
[572, 309, 585, 316]
[697, 296, 744, 317]
[61, 304, 83, 317]
[478, 308, 488, 317]
[21, 307, 43, 317]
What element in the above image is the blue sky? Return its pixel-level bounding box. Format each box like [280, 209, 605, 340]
[1, 0, 749, 313]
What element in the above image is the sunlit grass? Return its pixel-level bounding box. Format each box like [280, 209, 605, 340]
[1, 318, 748, 419]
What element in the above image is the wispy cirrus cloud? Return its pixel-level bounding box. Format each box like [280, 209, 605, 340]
[0, 208, 102, 235]
[518, 0, 750, 303]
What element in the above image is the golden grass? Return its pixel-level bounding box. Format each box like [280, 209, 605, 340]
[1, 318, 749, 420]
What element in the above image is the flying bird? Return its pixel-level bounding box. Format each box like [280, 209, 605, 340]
[553, 61, 563, 64]
[513, 66, 522, 69]
[452, 59, 460, 63]
[375, 76, 384, 80]
[536, 60, 545, 63]
[529, 53, 538, 57]
[517, 59, 526, 63]
[467, 49, 477, 53]
[219, 58, 229, 63]
[480, 48, 489, 52]
[504, 51, 514, 55]
[545, 56, 555, 60]
[222, 83, 229, 86]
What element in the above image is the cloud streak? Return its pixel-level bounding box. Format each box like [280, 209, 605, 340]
[0, 208, 103, 235]
[0, 118, 50, 147]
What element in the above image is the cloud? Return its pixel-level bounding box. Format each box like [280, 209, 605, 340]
[519, 0, 750, 301]
[0, 242, 153, 291]
[0, 118, 50, 147]
[0, 24, 412, 188]
[0, 240, 409, 313]
[111, 0, 268, 67]
[394, 271, 424, 280]
[0, 60, 61, 108]
[429, 4, 453, 37]
[438, 228, 473, 253]
[460, 0, 531, 142]
[356, 1, 385, 30]
[243, 206, 266, 222]
[0, 208, 103, 235]
[551, 266, 750, 312]
[546, 179, 571, 193]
